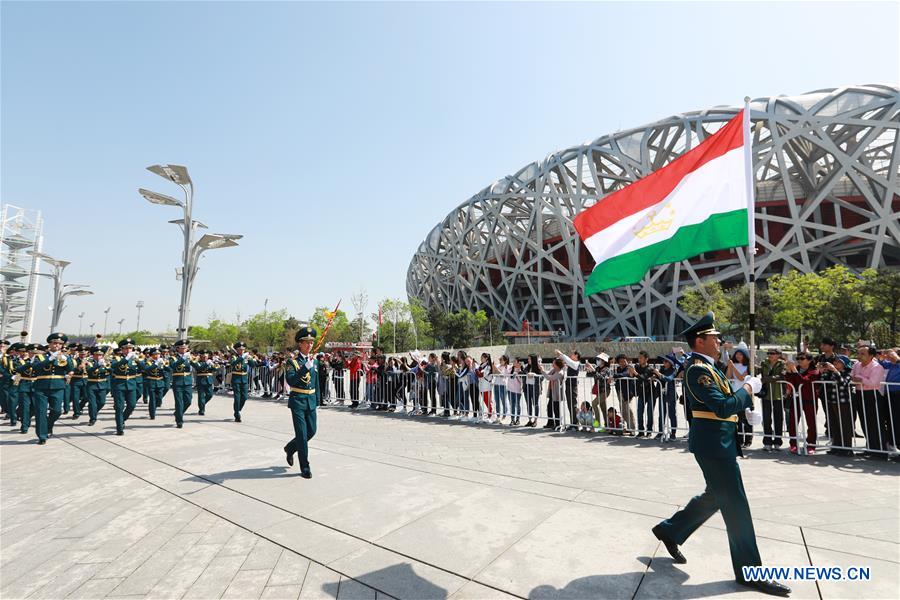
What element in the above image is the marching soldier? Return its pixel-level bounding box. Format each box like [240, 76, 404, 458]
[63, 342, 78, 415]
[134, 348, 145, 405]
[85, 346, 111, 426]
[0, 339, 11, 417]
[283, 327, 319, 479]
[110, 338, 140, 435]
[229, 342, 257, 422]
[33, 333, 76, 443]
[5, 342, 25, 427]
[159, 344, 172, 407]
[71, 346, 89, 419]
[170, 339, 193, 428]
[15, 344, 39, 433]
[141, 348, 167, 420]
[651, 313, 790, 597]
[193, 350, 215, 415]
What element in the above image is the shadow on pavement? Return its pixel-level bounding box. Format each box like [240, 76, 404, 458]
[182, 465, 295, 483]
[321, 562, 448, 599]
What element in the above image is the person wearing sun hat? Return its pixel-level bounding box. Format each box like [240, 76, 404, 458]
[283, 327, 319, 479]
[33, 332, 76, 444]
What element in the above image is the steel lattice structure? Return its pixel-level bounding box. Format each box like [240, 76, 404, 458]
[407, 85, 900, 340]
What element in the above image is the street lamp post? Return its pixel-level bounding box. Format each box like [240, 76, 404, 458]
[89, 322, 95, 337]
[78, 312, 85, 338]
[139, 164, 241, 340]
[136, 300, 144, 332]
[28, 251, 93, 332]
[118, 318, 125, 336]
[103, 306, 111, 338]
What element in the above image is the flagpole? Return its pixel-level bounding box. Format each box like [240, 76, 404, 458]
[743, 97, 757, 376]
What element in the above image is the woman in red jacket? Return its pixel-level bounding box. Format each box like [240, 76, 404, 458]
[784, 353, 819, 455]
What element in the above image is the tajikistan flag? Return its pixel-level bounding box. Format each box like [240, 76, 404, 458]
[574, 108, 755, 295]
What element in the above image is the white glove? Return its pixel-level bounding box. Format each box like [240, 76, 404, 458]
[743, 375, 762, 395]
[745, 407, 763, 427]
[12, 374, 21, 384]
[49, 351, 59, 360]
[126, 351, 137, 360]
[155, 358, 165, 367]
[242, 352, 249, 360]
[305, 359, 315, 370]
[98, 358, 106, 366]
[184, 351, 191, 360]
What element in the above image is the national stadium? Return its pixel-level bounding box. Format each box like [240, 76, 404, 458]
[407, 84, 900, 340]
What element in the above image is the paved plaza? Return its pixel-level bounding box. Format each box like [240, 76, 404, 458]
[2, 394, 898, 600]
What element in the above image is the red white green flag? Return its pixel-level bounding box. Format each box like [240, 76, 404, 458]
[574, 108, 754, 294]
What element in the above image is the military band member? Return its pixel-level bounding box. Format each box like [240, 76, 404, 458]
[283, 327, 319, 479]
[15, 344, 39, 433]
[170, 339, 193, 428]
[142, 348, 167, 420]
[134, 348, 145, 406]
[70, 346, 89, 419]
[193, 350, 215, 415]
[652, 313, 790, 597]
[85, 346, 111, 426]
[0, 339, 12, 417]
[229, 342, 257, 422]
[5, 343, 25, 427]
[111, 338, 140, 435]
[159, 344, 172, 407]
[33, 333, 75, 443]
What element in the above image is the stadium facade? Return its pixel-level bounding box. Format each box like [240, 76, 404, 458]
[407, 85, 900, 340]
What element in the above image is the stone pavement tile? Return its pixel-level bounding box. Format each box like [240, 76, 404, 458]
[219, 527, 260, 557]
[802, 527, 900, 563]
[222, 568, 272, 599]
[336, 576, 377, 599]
[449, 581, 519, 599]
[476, 504, 658, 599]
[809, 547, 899, 599]
[702, 511, 805, 546]
[298, 563, 341, 599]
[574, 489, 679, 519]
[78, 514, 169, 563]
[182, 553, 247, 599]
[93, 513, 197, 579]
[376, 486, 565, 578]
[198, 518, 239, 545]
[307, 473, 482, 541]
[0, 540, 80, 597]
[105, 531, 204, 595]
[328, 546, 467, 599]
[188, 483, 300, 533]
[262, 584, 303, 600]
[67, 576, 125, 599]
[182, 510, 221, 534]
[635, 525, 819, 600]
[260, 517, 366, 565]
[27, 561, 104, 600]
[243, 539, 286, 571]
[813, 518, 900, 543]
[267, 550, 310, 587]
[147, 543, 222, 598]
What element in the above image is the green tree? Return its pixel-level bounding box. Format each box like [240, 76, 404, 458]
[189, 319, 241, 350]
[679, 281, 729, 323]
[863, 269, 900, 346]
[309, 307, 353, 343]
[722, 285, 778, 343]
[243, 309, 288, 351]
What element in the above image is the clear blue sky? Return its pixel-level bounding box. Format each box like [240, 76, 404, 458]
[3, 1, 897, 339]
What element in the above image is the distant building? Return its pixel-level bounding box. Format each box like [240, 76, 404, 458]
[0, 205, 43, 341]
[407, 85, 900, 339]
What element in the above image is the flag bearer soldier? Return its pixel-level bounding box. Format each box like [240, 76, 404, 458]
[111, 338, 140, 436]
[0, 339, 12, 417]
[651, 313, 790, 597]
[159, 344, 172, 407]
[194, 350, 215, 415]
[283, 327, 319, 479]
[70, 345, 89, 419]
[170, 339, 193, 428]
[15, 344, 39, 433]
[230, 342, 257, 422]
[85, 346, 110, 426]
[141, 348, 167, 420]
[33, 333, 75, 444]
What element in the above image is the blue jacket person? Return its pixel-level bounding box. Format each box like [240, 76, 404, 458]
[283, 327, 319, 479]
[652, 312, 791, 597]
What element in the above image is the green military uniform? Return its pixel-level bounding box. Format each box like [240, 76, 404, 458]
[110, 339, 140, 435]
[63, 343, 78, 414]
[15, 344, 38, 433]
[652, 313, 790, 597]
[70, 349, 89, 418]
[134, 352, 145, 405]
[85, 348, 110, 425]
[34, 333, 76, 442]
[141, 349, 167, 420]
[193, 354, 215, 415]
[0, 340, 12, 418]
[229, 342, 257, 422]
[284, 327, 319, 478]
[160, 345, 172, 408]
[169, 341, 193, 428]
[5, 344, 25, 427]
